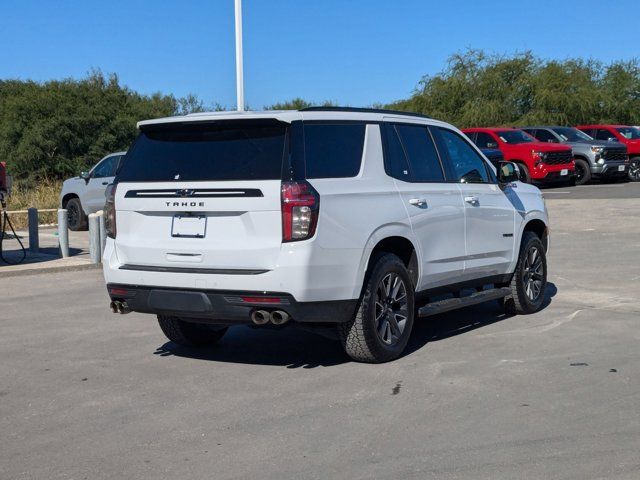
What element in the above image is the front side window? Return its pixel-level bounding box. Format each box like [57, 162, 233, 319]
[616, 127, 640, 140]
[92, 156, 118, 178]
[303, 123, 365, 178]
[552, 127, 593, 142]
[438, 128, 490, 184]
[390, 124, 445, 182]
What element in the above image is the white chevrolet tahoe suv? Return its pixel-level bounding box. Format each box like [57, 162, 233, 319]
[103, 107, 549, 363]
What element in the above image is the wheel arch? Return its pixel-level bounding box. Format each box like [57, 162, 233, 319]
[354, 226, 419, 298]
[522, 218, 548, 251]
[61, 193, 79, 208]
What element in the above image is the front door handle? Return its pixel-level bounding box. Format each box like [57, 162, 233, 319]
[464, 195, 479, 206]
[409, 198, 428, 208]
[102, 182, 109, 185]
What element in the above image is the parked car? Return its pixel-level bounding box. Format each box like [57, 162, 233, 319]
[59, 152, 126, 230]
[575, 125, 640, 182]
[463, 127, 575, 184]
[103, 107, 550, 363]
[521, 126, 628, 185]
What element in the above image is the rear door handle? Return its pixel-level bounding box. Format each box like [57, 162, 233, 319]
[409, 198, 428, 207]
[464, 196, 479, 205]
[102, 182, 109, 185]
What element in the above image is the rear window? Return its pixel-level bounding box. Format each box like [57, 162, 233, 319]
[116, 120, 288, 182]
[303, 123, 365, 178]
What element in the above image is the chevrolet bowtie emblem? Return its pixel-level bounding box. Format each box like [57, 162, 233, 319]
[176, 189, 195, 197]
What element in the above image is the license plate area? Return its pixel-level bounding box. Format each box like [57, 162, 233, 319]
[618, 165, 625, 172]
[560, 169, 568, 176]
[171, 214, 207, 238]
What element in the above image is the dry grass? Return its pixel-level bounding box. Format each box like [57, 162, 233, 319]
[4, 180, 62, 229]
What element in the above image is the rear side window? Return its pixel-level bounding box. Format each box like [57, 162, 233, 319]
[532, 129, 558, 143]
[117, 121, 288, 182]
[474, 132, 498, 149]
[594, 128, 615, 141]
[385, 123, 445, 182]
[303, 123, 365, 178]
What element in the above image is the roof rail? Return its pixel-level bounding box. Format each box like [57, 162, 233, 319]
[299, 106, 430, 119]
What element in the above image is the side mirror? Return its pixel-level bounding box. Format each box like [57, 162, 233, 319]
[80, 171, 90, 183]
[498, 161, 520, 184]
[487, 142, 498, 149]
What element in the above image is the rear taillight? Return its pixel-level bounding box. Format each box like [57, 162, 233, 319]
[281, 181, 319, 242]
[104, 183, 117, 239]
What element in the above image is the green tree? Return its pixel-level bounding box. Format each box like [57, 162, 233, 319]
[0, 71, 214, 182]
[386, 49, 640, 128]
[266, 98, 337, 110]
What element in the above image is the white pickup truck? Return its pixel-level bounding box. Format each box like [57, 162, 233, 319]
[59, 152, 126, 230]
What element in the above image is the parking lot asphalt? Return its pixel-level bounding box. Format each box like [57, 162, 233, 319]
[1, 183, 639, 480]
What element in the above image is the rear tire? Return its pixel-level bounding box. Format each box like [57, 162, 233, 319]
[338, 253, 415, 363]
[502, 232, 547, 315]
[629, 157, 640, 182]
[157, 316, 228, 347]
[573, 158, 591, 185]
[66, 197, 87, 231]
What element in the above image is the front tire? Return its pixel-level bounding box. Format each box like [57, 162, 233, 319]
[629, 157, 640, 182]
[339, 253, 415, 363]
[157, 316, 228, 347]
[503, 232, 547, 315]
[573, 158, 591, 185]
[66, 197, 87, 231]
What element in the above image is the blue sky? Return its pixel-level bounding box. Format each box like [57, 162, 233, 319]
[1, 0, 639, 109]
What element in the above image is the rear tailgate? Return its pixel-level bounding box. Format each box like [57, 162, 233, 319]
[112, 119, 289, 272]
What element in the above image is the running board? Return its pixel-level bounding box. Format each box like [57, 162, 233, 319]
[418, 287, 511, 318]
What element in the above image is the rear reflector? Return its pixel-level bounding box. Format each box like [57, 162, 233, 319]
[108, 287, 135, 297]
[224, 296, 290, 305]
[240, 296, 284, 304]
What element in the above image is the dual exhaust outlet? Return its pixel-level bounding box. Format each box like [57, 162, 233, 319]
[251, 309, 290, 326]
[109, 300, 288, 325]
[110, 300, 131, 315]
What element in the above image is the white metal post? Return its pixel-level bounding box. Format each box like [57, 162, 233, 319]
[235, 0, 245, 111]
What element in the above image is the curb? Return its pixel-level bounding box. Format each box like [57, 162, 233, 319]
[1, 262, 101, 278]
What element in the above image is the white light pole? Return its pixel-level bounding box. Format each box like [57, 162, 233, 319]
[234, 0, 245, 111]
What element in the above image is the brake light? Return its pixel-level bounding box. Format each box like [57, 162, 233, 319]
[104, 183, 117, 239]
[281, 181, 319, 242]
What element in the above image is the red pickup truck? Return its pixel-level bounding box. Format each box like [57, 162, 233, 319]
[575, 125, 640, 182]
[463, 127, 575, 184]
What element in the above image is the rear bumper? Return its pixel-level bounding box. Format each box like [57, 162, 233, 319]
[107, 283, 357, 324]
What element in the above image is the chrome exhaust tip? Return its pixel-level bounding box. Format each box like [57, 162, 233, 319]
[118, 302, 131, 314]
[251, 310, 270, 325]
[110, 300, 131, 315]
[270, 310, 290, 325]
